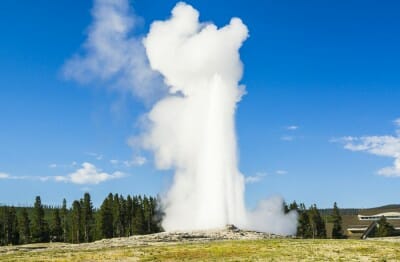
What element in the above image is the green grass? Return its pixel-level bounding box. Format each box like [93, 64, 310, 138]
[1, 239, 399, 261]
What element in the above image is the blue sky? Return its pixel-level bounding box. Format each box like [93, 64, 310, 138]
[0, 0, 399, 208]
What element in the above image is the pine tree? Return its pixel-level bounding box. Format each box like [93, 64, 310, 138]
[374, 216, 395, 237]
[112, 194, 122, 237]
[289, 201, 299, 211]
[71, 200, 82, 243]
[5, 207, 19, 245]
[132, 196, 145, 234]
[283, 201, 290, 214]
[0, 207, 7, 246]
[143, 196, 152, 233]
[94, 210, 102, 240]
[297, 203, 312, 238]
[149, 196, 160, 233]
[119, 195, 127, 237]
[331, 202, 343, 239]
[61, 198, 69, 242]
[50, 209, 63, 242]
[99, 194, 114, 238]
[0, 193, 162, 245]
[309, 204, 327, 239]
[82, 193, 94, 242]
[19, 208, 31, 244]
[126, 195, 134, 236]
[31, 196, 49, 243]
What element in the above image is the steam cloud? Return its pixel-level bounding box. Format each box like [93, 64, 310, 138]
[65, 0, 297, 235]
[142, 3, 249, 230]
[142, 3, 296, 234]
[63, 0, 162, 100]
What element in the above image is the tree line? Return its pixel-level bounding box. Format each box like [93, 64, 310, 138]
[0, 193, 162, 246]
[1, 195, 397, 245]
[285, 201, 397, 238]
[284, 201, 343, 239]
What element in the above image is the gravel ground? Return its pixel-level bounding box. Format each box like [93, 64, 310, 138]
[0, 224, 288, 255]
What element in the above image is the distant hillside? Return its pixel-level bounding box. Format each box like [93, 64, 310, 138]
[319, 204, 400, 216]
[365, 204, 400, 211]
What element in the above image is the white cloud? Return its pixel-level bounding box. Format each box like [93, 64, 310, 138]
[110, 156, 147, 167]
[125, 156, 146, 167]
[245, 176, 262, 184]
[281, 125, 299, 141]
[0, 163, 124, 184]
[377, 159, 400, 177]
[57, 162, 125, 185]
[48, 162, 79, 169]
[245, 172, 267, 184]
[0, 173, 49, 181]
[63, 0, 163, 100]
[245, 170, 287, 183]
[339, 119, 400, 177]
[0, 173, 10, 179]
[86, 152, 104, 161]
[281, 135, 294, 141]
[40, 176, 52, 182]
[394, 119, 400, 136]
[287, 125, 298, 131]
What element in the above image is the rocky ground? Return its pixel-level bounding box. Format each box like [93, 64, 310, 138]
[0, 224, 287, 254]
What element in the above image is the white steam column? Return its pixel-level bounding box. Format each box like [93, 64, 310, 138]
[63, 0, 298, 235]
[143, 3, 248, 231]
[143, 2, 297, 234]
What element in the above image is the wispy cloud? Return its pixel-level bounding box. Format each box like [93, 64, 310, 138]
[245, 170, 288, 184]
[110, 155, 147, 167]
[245, 172, 267, 184]
[48, 161, 78, 169]
[281, 125, 299, 141]
[125, 156, 146, 167]
[286, 125, 299, 131]
[281, 135, 294, 141]
[275, 170, 288, 175]
[86, 152, 104, 161]
[337, 118, 400, 177]
[1, 163, 125, 185]
[0, 173, 52, 181]
[110, 159, 119, 165]
[62, 0, 163, 100]
[0, 173, 10, 179]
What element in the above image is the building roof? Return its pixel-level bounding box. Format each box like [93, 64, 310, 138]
[358, 211, 400, 217]
[342, 208, 400, 238]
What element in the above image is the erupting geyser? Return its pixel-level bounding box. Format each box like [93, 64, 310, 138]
[65, 0, 298, 235]
[143, 3, 248, 230]
[142, 3, 297, 234]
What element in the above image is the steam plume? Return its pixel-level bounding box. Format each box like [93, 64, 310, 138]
[65, 0, 297, 235]
[63, 0, 162, 100]
[142, 3, 297, 234]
